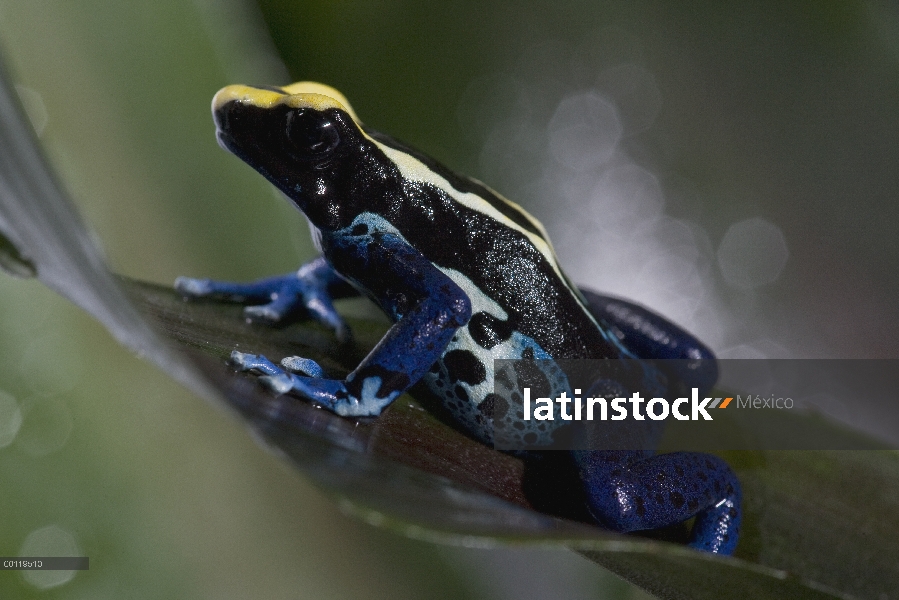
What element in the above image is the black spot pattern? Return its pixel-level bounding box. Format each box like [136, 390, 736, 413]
[513, 360, 551, 398]
[443, 349, 486, 385]
[495, 367, 514, 390]
[478, 393, 509, 421]
[486, 354, 571, 448]
[468, 312, 514, 349]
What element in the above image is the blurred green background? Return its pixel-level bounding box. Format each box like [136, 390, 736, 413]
[0, 0, 897, 598]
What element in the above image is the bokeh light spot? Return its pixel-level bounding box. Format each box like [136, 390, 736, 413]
[717, 217, 788, 289]
[549, 92, 621, 171]
[19, 525, 80, 589]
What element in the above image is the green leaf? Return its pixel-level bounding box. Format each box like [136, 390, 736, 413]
[123, 278, 899, 600]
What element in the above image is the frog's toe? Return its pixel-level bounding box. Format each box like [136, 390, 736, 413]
[243, 286, 301, 323]
[230, 350, 255, 369]
[230, 351, 284, 376]
[243, 304, 285, 324]
[280, 356, 325, 377]
[174, 276, 214, 298]
[260, 373, 295, 395]
[230, 352, 319, 397]
[230, 350, 249, 365]
[689, 493, 741, 554]
[302, 295, 350, 340]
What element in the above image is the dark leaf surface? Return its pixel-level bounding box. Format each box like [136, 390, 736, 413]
[124, 278, 899, 600]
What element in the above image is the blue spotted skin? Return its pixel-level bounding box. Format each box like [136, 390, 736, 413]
[176, 82, 740, 554]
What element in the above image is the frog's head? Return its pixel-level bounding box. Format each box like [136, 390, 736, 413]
[212, 82, 367, 229]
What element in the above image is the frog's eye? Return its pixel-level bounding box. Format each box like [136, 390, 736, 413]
[286, 109, 340, 158]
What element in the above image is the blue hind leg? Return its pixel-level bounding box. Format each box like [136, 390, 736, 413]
[578, 290, 739, 553]
[574, 450, 741, 554]
[579, 289, 718, 395]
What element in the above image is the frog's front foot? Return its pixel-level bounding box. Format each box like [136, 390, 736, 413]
[231, 350, 325, 396]
[229, 350, 394, 417]
[231, 350, 324, 378]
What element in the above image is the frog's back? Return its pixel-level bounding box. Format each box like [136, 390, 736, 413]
[361, 129, 623, 361]
[339, 130, 628, 443]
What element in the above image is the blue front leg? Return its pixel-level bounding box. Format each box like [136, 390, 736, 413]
[176, 256, 357, 339]
[235, 232, 472, 417]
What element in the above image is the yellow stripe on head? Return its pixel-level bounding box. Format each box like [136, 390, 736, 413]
[212, 82, 360, 123]
[281, 82, 359, 121]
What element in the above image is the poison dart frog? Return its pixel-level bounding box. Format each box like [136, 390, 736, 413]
[176, 82, 741, 554]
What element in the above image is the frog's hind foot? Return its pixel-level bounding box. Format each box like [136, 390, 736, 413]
[576, 450, 741, 555]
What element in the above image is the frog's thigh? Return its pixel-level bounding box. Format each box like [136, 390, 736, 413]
[579, 289, 718, 394]
[575, 449, 741, 554]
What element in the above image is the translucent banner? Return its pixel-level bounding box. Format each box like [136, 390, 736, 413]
[489, 359, 899, 451]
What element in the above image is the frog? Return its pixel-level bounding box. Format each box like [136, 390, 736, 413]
[175, 81, 741, 554]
